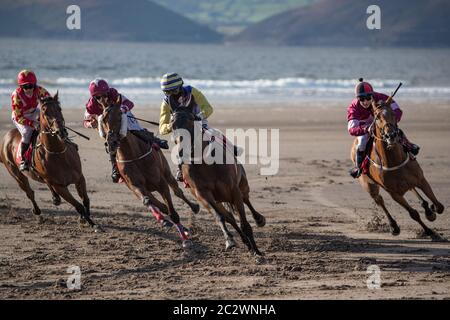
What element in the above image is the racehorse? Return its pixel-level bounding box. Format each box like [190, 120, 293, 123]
[0, 93, 99, 231]
[99, 103, 199, 248]
[351, 97, 445, 241]
[171, 109, 266, 256]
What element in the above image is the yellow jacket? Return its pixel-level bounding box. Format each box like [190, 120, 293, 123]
[159, 86, 213, 135]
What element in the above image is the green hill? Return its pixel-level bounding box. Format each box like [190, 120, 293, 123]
[152, 0, 313, 34]
[0, 0, 221, 43]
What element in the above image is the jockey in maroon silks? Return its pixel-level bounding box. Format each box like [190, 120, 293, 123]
[84, 78, 168, 183]
[347, 78, 420, 178]
[11, 70, 50, 171]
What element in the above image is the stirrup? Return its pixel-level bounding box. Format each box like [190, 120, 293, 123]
[111, 169, 120, 183]
[349, 167, 362, 179]
[157, 139, 169, 150]
[175, 170, 184, 182]
[19, 161, 29, 172]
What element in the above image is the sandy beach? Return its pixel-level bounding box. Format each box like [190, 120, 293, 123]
[0, 101, 449, 299]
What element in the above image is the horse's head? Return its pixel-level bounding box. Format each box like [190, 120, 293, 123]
[99, 103, 125, 155]
[40, 92, 68, 140]
[371, 98, 399, 148]
[170, 108, 201, 144]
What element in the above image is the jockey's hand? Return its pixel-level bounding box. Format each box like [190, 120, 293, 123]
[90, 118, 98, 129]
[120, 105, 129, 113]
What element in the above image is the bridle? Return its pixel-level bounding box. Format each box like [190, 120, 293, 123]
[370, 106, 400, 145]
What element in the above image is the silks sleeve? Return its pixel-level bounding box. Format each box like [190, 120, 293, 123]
[159, 100, 173, 135]
[192, 87, 213, 119]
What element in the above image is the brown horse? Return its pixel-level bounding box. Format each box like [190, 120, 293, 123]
[99, 103, 199, 248]
[351, 97, 445, 241]
[0, 93, 99, 230]
[171, 109, 266, 256]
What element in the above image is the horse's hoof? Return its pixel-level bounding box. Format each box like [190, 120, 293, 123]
[36, 215, 44, 224]
[225, 239, 236, 250]
[431, 203, 444, 214]
[256, 215, 266, 228]
[192, 203, 200, 214]
[430, 232, 448, 242]
[182, 239, 193, 249]
[79, 217, 88, 225]
[162, 219, 174, 229]
[425, 212, 437, 222]
[52, 196, 61, 206]
[32, 207, 41, 216]
[254, 255, 266, 265]
[93, 225, 104, 233]
[391, 226, 400, 236]
[182, 226, 191, 237]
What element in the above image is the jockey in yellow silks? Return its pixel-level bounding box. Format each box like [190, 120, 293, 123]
[158, 73, 242, 181]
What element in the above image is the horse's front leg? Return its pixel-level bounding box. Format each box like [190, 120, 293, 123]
[389, 192, 446, 242]
[52, 184, 98, 230]
[361, 177, 400, 235]
[127, 183, 172, 227]
[46, 183, 61, 206]
[417, 178, 444, 214]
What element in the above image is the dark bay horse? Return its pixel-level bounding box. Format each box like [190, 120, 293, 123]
[99, 103, 199, 248]
[351, 97, 445, 241]
[171, 109, 266, 256]
[0, 93, 99, 231]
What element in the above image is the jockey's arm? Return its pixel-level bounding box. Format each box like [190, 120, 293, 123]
[159, 100, 172, 136]
[83, 110, 98, 129]
[118, 93, 134, 113]
[348, 119, 369, 136]
[37, 86, 50, 99]
[390, 100, 403, 123]
[192, 87, 213, 119]
[11, 92, 34, 127]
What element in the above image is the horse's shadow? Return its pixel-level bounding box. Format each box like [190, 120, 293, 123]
[284, 231, 450, 272]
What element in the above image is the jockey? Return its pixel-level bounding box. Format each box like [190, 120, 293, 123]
[159, 73, 243, 182]
[347, 78, 420, 178]
[84, 79, 168, 183]
[11, 70, 50, 171]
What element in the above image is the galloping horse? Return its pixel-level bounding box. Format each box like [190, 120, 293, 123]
[351, 97, 445, 241]
[99, 103, 199, 248]
[171, 109, 266, 256]
[0, 93, 99, 230]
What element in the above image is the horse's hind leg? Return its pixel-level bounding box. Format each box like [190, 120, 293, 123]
[166, 172, 200, 214]
[196, 191, 242, 250]
[361, 177, 400, 235]
[6, 165, 41, 216]
[417, 178, 444, 214]
[231, 187, 262, 256]
[216, 202, 251, 250]
[239, 174, 265, 227]
[243, 198, 266, 228]
[52, 185, 96, 229]
[411, 188, 436, 222]
[389, 192, 445, 242]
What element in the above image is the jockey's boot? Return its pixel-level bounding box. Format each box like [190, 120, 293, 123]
[131, 129, 169, 149]
[399, 129, 420, 156]
[175, 164, 184, 182]
[19, 142, 30, 172]
[110, 153, 120, 183]
[349, 150, 365, 179]
[155, 137, 169, 149]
